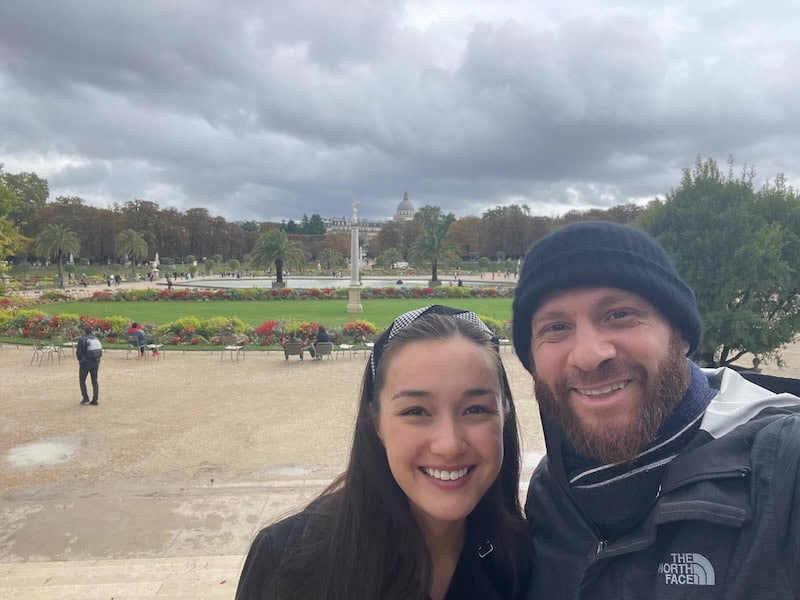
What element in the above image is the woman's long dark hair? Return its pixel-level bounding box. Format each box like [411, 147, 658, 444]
[267, 312, 528, 599]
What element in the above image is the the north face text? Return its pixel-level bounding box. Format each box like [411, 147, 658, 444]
[658, 553, 716, 585]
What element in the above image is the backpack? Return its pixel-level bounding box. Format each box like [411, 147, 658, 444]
[86, 336, 103, 360]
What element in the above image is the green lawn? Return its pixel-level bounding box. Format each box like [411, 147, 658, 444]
[43, 298, 514, 328]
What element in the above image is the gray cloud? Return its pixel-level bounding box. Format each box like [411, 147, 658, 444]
[2, 0, 799, 222]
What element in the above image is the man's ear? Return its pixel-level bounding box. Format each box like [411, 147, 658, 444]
[678, 332, 690, 356]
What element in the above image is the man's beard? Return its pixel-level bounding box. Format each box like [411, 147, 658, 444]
[533, 334, 691, 464]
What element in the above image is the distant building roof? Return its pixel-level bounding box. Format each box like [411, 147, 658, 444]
[395, 191, 415, 221]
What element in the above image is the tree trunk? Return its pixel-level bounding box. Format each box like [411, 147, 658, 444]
[275, 258, 284, 284]
[57, 252, 65, 289]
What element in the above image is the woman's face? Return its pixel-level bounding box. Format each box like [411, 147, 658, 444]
[376, 335, 504, 534]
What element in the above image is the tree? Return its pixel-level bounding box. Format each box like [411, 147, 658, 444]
[0, 179, 29, 270]
[446, 216, 481, 258]
[637, 157, 800, 367]
[319, 247, 345, 270]
[115, 229, 149, 278]
[248, 229, 306, 286]
[0, 216, 28, 274]
[480, 204, 534, 258]
[304, 213, 326, 235]
[371, 220, 408, 258]
[0, 169, 49, 225]
[375, 247, 403, 269]
[35, 223, 80, 288]
[409, 206, 461, 284]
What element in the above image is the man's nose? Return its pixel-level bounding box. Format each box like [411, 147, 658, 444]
[567, 325, 616, 372]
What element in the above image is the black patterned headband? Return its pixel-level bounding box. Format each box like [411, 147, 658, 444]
[368, 304, 496, 385]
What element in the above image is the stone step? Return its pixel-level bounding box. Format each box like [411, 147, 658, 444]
[1, 555, 242, 599]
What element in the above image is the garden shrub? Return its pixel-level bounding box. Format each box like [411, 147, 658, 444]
[253, 320, 282, 345]
[104, 315, 135, 336]
[342, 320, 378, 343]
[477, 315, 511, 339]
[283, 320, 320, 346]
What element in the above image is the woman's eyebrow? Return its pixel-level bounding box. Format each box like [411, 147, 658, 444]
[463, 387, 497, 397]
[390, 389, 429, 401]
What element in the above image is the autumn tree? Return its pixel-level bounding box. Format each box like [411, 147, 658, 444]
[446, 216, 481, 258]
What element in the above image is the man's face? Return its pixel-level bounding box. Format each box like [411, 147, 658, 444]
[530, 286, 691, 464]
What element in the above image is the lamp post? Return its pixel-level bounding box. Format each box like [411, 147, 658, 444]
[346, 199, 363, 313]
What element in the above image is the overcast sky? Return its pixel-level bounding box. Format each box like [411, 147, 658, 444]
[2, 1, 799, 222]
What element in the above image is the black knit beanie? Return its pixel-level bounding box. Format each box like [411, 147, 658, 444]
[512, 221, 702, 372]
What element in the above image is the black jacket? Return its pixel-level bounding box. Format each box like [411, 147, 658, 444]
[524, 367, 800, 600]
[237, 505, 528, 599]
[76, 334, 100, 364]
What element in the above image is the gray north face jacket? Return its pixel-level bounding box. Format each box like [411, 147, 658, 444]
[524, 367, 800, 600]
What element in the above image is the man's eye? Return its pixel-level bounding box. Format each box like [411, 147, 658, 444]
[608, 310, 630, 320]
[538, 323, 568, 335]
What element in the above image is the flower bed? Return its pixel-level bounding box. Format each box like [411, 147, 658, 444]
[0, 307, 387, 348]
[63, 285, 515, 303]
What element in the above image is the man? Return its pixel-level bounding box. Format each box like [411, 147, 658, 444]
[308, 325, 330, 360]
[76, 325, 102, 405]
[512, 221, 800, 599]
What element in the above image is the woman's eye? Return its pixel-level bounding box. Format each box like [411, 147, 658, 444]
[465, 404, 495, 416]
[400, 407, 427, 417]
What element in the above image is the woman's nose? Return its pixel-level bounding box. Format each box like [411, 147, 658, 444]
[430, 418, 467, 457]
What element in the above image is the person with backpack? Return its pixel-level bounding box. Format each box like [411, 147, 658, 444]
[76, 325, 102, 406]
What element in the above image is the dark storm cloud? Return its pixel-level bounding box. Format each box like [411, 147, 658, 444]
[1, 1, 799, 221]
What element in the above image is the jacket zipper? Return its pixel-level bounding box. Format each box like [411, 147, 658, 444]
[595, 539, 607, 555]
[663, 467, 749, 491]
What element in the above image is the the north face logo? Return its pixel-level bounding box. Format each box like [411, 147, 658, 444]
[658, 553, 715, 585]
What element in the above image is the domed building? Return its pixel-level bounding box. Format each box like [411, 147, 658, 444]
[394, 191, 416, 221]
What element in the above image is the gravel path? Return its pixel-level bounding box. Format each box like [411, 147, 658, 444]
[0, 344, 546, 497]
[2, 330, 799, 498]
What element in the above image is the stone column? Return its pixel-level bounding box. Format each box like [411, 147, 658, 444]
[346, 199, 363, 313]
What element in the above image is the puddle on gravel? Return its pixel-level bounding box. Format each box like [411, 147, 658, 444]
[6, 437, 80, 468]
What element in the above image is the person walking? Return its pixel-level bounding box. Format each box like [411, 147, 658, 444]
[511, 221, 800, 599]
[76, 325, 102, 406]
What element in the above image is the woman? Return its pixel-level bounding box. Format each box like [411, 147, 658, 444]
[237, 305, 531, 599]
[127, 322, 146, 356]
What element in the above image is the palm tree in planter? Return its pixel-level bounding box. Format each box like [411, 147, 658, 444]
[249, 229, 306, 288]
[409, 206, 461, 286]
[35, 223, 81, 289]
[115, 229, 149, 279]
